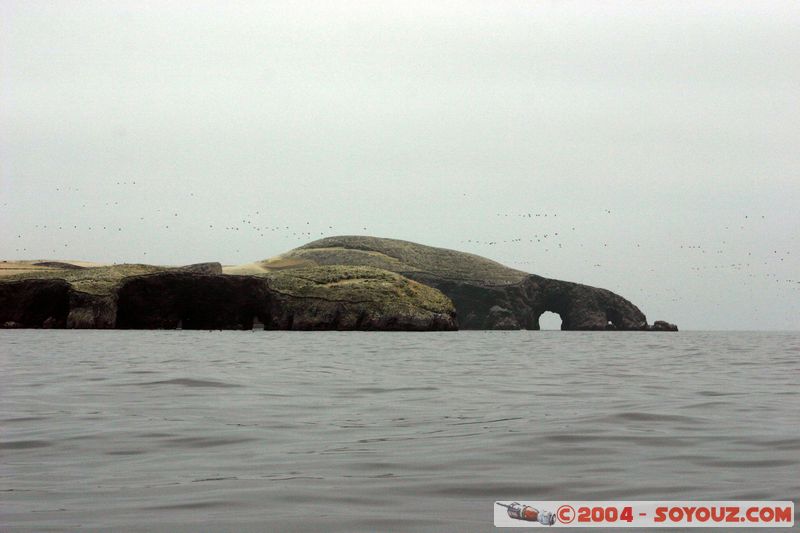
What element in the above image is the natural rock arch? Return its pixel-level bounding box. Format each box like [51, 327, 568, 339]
[536, 311, 563, 330]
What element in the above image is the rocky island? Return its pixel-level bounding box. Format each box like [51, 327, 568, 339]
[0, 236, 676, 331]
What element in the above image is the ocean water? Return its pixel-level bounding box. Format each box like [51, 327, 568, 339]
[1, 331, 798, 532]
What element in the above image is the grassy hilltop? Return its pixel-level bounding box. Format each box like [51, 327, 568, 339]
[261, 235, 529, 285]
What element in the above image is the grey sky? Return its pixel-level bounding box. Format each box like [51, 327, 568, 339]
[2, 1, 798, 330]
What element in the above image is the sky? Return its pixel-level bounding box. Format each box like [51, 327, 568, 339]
[1, 1, 798, 330]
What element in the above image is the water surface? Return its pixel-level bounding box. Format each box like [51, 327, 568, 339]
[2, 331, 798, 531]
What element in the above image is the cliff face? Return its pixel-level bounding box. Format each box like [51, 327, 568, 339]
[0, 262, 456, 331]
[267, 236, 677, 331]
[0, 279, 71, 328]
[116, 273, 272, 329]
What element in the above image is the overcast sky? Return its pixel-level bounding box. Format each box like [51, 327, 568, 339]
[2, 1, 798, 330]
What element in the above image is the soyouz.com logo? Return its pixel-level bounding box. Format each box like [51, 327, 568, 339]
[494, 501, 794, 527]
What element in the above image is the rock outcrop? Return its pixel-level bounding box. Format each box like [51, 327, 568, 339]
[0, 279, 71, 328]
[522, 275, 649, 330]
[649, 320, 679, 332]
[265, 236, 677, 331]
[116, 272, 273, 329]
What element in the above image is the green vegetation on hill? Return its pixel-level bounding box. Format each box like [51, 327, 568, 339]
[2, 264, 166, 295]
[261, 265, 454, 316]
[264, 235, 528, 285]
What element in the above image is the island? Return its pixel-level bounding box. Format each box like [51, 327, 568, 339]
[0, 236, 677, 331]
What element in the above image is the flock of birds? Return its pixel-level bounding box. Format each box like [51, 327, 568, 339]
[3, 181, 373, 257]
[458, 209, 799, 315]
[3, 184, 797, 323]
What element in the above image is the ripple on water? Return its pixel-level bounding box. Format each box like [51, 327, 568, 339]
[348, 386, 439, 393]
[693, 458, 798, 468]
[696, 390, 744, 397]
[599, 411, 707, 424]
[1, 416, 50, 424]
[127, 378, 241, 388]
[0, 440, 51, 450]
[160, 436, 259, 448]
[143, 499, 244, 511]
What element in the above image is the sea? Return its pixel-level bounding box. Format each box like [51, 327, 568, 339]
[1, 331, 798, 532]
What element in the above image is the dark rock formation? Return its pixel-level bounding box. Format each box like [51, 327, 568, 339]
[116, 272, 272, 329]
[648, 320, 679, 332]
[522, 275, 648, 330]
[0, 279, 71, 328]
[403, 272, 649, 330]
[268, 236, 676, 331]
[67, 290, 116, 329]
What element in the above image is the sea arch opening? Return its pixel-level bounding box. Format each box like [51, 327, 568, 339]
[537, 311, 564, 330]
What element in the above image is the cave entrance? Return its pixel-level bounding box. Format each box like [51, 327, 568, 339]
[538, 311, 563, 330]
